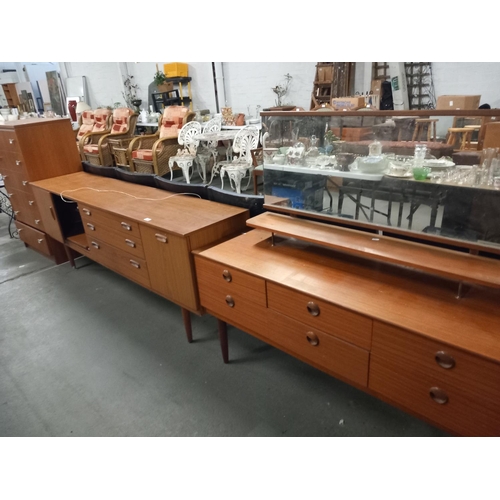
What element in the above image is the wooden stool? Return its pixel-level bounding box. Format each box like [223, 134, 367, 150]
[412, 118, 438, 142]
[464, 124, 481, 150]
[446, 127, 475, 150]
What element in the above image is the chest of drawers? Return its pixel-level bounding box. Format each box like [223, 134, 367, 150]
[0, 118, 82, 262]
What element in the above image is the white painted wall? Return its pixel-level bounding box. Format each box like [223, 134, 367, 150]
[3, 62, 500, 118]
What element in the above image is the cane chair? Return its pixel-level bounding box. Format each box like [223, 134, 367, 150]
[218, 126, 260, 194]
[168, 121, 202, 183]
[75, 110, 96, 159]
[80, 108, 138, 166]
[127, 106, 195, 175]
[78, 108, 112, 163]
[195, 115, 222, 182]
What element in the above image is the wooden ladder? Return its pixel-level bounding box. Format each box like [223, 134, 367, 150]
[310, 62, 355, 110]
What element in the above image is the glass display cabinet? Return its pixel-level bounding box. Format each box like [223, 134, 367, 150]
[260, 109, 500, 255]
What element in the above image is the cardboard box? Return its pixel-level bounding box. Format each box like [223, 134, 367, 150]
[371, 79, 385, 95]
[331, 97, 366, 111]
[163, 63, 189, 78]
[436, 95, 481, 110]
[331, 127, 373, 141]
[157, 82, 174, 92]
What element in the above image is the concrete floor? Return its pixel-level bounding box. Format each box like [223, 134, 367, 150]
[0, 210, 448, 437]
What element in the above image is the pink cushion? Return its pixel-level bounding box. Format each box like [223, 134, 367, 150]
[132, 149, 153, 161]
[93, 109, 111, 132]
[83, 144, 100, 154]
[159, 106, 190, 139]
[111, 108, 133, 134]
[76, 123, 93, 140]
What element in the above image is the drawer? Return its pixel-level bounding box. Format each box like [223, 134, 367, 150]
[195, 257, 267, 307]
[82, 217, 145, 259]
[267, 310, 369, 387]
[79, 206, 141, 236]
[15, 221, 51, 257]
[87, 236, 150, 289]
[1, 168, 31, 194]
[196, 257, 268, 331]
[0, 149, 26, 171]
[267, 282, 372, 350]
[0, 130, 19, 153]
[8, 188, 44, 230]
[370, 322, 500, 413]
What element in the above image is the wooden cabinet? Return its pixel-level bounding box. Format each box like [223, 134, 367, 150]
[1, 83, 19, 108]
[194, 216, 500, 436]
[29, 172, 249, 341]
[0, 118, 82, 262]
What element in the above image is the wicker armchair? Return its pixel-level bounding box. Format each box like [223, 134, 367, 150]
[127, 106, 195, 175]
[80, 108, 138, 166]
[78, 109, 112, 162]
[74, 110, 97, 160]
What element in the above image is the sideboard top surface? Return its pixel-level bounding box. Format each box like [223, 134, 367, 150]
[31, 172, 248, 236]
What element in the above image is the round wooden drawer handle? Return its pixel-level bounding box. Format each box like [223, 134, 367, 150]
[435, 351, 455, 369]
[306, 331, 319, 346]
[307, 301, 320, 317]
[429, 387, 448, 405]
[225, 295, 235, 308]
[222, 269, 232, 282]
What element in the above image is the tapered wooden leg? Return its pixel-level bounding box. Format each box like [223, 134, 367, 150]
[181, 308, 193, 343]
[64, 245, 76, 268]
[217, 319, 229, 363]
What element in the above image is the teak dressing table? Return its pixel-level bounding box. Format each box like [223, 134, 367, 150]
[194, 212, 500, 436]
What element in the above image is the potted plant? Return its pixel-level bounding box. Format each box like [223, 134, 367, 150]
[122, 75, 141, 111]
[153, 70, 172, 92]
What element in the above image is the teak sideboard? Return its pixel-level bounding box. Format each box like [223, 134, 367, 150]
[194, 213, 500, 436]
[28, 171, 249, 340]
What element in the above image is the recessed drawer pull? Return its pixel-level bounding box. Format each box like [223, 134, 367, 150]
[37, 238, 43, 244]
[28, 200, 35, 206]
[121, 222, 132, 231]
[125, 239, 136, 248]
[130, 260, 140, 269]
[86, 223, 95, 231]
[15, 160, 21, 166]
[91, 241, 100, 249]
[225, 295, 235, 308]
[306, 331, 319, 346]
[222, 269, 232, 282]
[435, 351, 455, 369]
[22, 180, 28, 186]
[307, 301, 320, 317]
[429, 387, 448, 405]
[155, 233, 168, 243]
[9, 139, 15, 144]
[82, 208, 91, 216]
